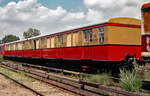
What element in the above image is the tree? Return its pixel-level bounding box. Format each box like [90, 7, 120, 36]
[2, 35, 20, 43]
[23, 28, 41, 39]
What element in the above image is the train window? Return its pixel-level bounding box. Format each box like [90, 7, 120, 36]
[9, 45, 11, 50]
[78, 31, 83, 46]
[84, 31, 88, 42]
[21, 42, 23, 50]
[32, 40, 34, 49]
[29, 40, 32, 49]
[100, 26, 104, 32]
[26, 41, 30, 50]
[46, 37, 50, 48]
[18, 43, 21, 50]
[10, 45, 12, 50]
[58, 35, 63, 47]
[72, 33, 78, 46]
[42, 38, 46, 49]
[54, 36, 58, 48]
[63, 34, 67, 47]
[39, 39, 42, 49]
[51, 37, 55, 48]
[84, 29, 92, 43]
[67, 34, 72, 47]
[99, 26, 104, 44]
[92, 28, 99, 41]
[89, 30, 92, 42]
[9, 45, 10, 50]
[100, 33, 104, 44]
[34, 40, 36, 49]
[9, 44, 12, 50]
[16, 43, 18, 50]
[11, 44, 13, 50]
[44, 38, 46, 48]
[8, 45, 10, 50]
[17, 43, 19, 50]
[13, 44, 15, 50]
[36, 39, 39, 49]
[58, 35, 61, 47]
[23, 42, 25, 50]
[61, 35, 63, 45]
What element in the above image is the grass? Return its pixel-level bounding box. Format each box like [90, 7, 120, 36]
[0, 56, 3, 62]
[0, 67, 13, 82]
[143, 71, 150, 80]
[133, 60, 150, 81]
[138, 66, 150, 81]
[85, 73, 113, 86]
[119, 69, 142, 93]
[58, 72, 64, 76]
[0, 67, 34, 86]
[18, 71, 25, 83]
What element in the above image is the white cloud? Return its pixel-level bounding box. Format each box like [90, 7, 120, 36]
[86, 9, 104, 22]
[0, 0, 69, 39]
[83, 0, 150, 19]
[84, 0, 127, 9]
[62, 12, 85, 22]
[0, 0, 150, 40]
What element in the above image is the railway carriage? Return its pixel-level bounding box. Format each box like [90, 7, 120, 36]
[141, 3, 150, 61]
[3, 17, 141, 72]
[0, 44, 5, 56]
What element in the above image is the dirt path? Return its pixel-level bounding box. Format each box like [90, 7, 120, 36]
[0, 74, 36, 96]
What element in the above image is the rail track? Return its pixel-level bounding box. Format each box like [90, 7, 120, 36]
[0, 61, 143, 96]
[0, 72, 44, 96]
[3, 60, 119, 81]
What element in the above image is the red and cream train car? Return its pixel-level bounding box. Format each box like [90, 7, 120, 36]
[141, 3, 150, 61]
[3, 17, 141, 71]
[0, 44, 5, 56]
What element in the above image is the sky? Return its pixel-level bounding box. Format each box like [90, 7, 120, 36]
[0, 0, 149, 39]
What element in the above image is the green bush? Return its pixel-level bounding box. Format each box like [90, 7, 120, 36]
[85, 73, 113, 86]
[119, 69, 142, 93]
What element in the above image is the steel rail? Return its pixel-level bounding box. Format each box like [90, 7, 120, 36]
[1, 62, 143, 96]
[21, 63, 91, 77]
[0, 72, 45, 96]
[1, 64, 101, 96]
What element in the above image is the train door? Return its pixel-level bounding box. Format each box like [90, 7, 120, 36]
[58, 35, 62, 58]
[99, 26, 104, 45]
[33, 40, 36, 49]
[83, 29, 93, 59]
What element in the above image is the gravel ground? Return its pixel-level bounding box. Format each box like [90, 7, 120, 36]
[0, 74, 36, 96]
[0, 67, 77, 96]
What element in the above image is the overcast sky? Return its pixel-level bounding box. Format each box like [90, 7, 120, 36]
[0, 0, 149, 39]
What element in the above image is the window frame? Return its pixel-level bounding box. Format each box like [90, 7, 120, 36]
[99, 26, 104, 44]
